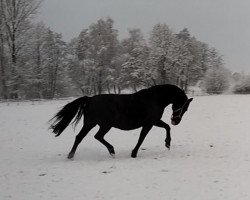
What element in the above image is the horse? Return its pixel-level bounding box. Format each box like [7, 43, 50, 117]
[49, 84, 193, 159]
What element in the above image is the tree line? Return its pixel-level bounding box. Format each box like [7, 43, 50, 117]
[0, 0, 236, 99]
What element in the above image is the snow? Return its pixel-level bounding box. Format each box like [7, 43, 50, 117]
[1, 95, 250, 200]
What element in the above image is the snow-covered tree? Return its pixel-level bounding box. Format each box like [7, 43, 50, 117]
[120, 28, 150, 91]
[69, 18, 119, 95]
[203, 49, 230, 94]
[88, 18, 119, 94]
[148, 24, 193, 87]
[148, 24, 175, 84]
[1, 0, 41, 98]
[71, 29, 97, 95]
[18, 22, 47, 98]
[19, 24, 68, 99]
[0, 13, 230, 98]
[233, 75, 250, 94]
[177, 28, 210, 90]
[42, 29, 67, 98]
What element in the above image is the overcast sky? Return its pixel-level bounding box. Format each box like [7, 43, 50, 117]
[38, 0, 250, 73]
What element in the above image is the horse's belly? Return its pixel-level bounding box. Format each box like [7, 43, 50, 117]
[112, 112, 153, 130]
[113, 121, 142, 131]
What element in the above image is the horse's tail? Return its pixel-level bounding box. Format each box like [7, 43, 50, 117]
[49, 96, 90, 137]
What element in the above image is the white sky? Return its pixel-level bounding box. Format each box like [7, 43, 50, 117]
[38, 0, 250, 73]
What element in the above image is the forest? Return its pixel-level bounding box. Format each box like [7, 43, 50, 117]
[0, 0, 248, 99]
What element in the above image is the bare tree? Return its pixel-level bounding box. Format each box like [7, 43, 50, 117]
[1, 0, 42, 98]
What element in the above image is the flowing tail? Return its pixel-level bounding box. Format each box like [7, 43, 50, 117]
[49, 96, 90, 137]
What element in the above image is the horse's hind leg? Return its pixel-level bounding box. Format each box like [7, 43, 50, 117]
[131, 125, 153, 158]
[68, 122, 95, 159]
[94, 126, 114, 157]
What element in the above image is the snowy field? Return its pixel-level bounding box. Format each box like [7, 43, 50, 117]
[1, 95, 250, 200]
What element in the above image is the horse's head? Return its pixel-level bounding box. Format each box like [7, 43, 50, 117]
[171, 98, 193, 125]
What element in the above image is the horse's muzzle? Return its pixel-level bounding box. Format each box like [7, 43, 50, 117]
[171, 119, 180, 126]
[171, 120, 177, 125]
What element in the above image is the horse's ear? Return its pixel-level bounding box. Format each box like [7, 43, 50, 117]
[184, 98, 193, 109]
[188, 98, 193, 103]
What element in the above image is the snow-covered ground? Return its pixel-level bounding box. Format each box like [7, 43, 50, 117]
[1, 95, 250, 200]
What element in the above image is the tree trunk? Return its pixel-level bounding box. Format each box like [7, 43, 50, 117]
[184, 65, 190, 92]
[184, 78, 188, 92]
[133, 84, 137, 92]
[36, 42, 43, 98]
[176, 76, 179, 87]
[51, 63, 59, 99]
[0, 2, 8, 99]
[93, 85, 97, 95]
[10, 0, 19, 98]
[97, 69, 103, 94]
[113, 85, 117, 94]
[80, 87, 84, 95]
[10, 30, 19, 99]
[107, 82, 111, 94]
[158, 56, 167, 84]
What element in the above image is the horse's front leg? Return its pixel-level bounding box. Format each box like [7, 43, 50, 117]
[154, 120, 171, 149]
[131, 125, 153, 158]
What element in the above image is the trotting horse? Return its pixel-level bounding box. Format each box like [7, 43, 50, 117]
[49, 84, 193, 159]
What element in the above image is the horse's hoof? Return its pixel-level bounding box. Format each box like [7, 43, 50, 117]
[67, 153, 74, 159]
[108, 148, 115, 156]
[131, 152, 137, 158]
[165, 144, 170, 150]
[110, 153, 115, 158]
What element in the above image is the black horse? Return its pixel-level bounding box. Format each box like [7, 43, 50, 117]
[49, 84, 193, 159]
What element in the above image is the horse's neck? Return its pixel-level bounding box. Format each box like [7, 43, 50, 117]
[172, 93, 187, 106]
[142, 85, 187, 107]
[161, 89, 187, 106]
